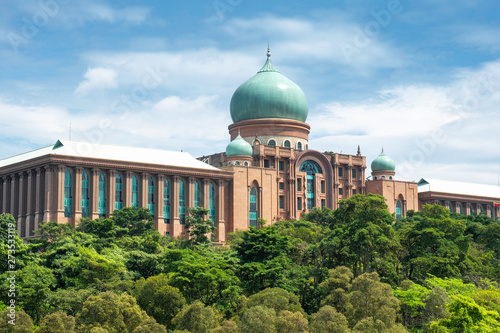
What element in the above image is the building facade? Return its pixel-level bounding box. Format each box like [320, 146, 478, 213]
[1, 49, 499, 239]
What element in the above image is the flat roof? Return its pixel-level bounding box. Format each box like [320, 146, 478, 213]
[418, 178, 500, 199]
[0, 139, 220, 172]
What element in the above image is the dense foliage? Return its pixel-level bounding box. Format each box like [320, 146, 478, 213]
[1, 196, 500, 332]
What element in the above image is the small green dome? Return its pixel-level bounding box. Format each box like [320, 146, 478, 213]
[226, 134, 253, 157]
[230, 52, 308, 123]
[371, 149, 396, 172]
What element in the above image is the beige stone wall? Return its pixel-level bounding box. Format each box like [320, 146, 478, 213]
[227, 165, 278, 232]
[366, 179, 419, 216]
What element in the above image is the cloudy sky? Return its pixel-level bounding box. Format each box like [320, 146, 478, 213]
[1, 0, 499, 185]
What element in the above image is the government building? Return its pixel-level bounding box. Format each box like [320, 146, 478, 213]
[1, 49, 499, 239]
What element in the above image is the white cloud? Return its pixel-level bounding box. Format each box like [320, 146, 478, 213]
[219, 14, 409, 71]
[74, 67, 118, 95]
[309, 59, 500, 185]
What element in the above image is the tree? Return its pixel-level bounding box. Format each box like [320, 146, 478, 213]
[132, 274, 185, 330]
[232, 226, 293, 293]
[429, 294, 500, 332]
[15, 263, 57, 323]
[162, 248, 241, 306]
[320, 266, 353, 313]
[345, 272, 400, 330]
[331, 194, 397, 276]
[0, 309, 34, 333]
[398, 204, 472, 280]
[302, 207, 335, 227]
[393, 280, 430, 329]
[309, 305, 350, 333]
[246, 288, 304, 314]
[61, 245, 129, 289]
[185, 207, 216, 245]
[47, 287, 95, 316]
[76, 291, 163, 333]
[0, 213, 33, 272]
[111, 207, 155, 237]
[171, 301, 221, 333]
[238, 305, 277, 333]
[36, 311, 76, 333]
[275, 310, 308, 333]
[211, 320, 238, 333]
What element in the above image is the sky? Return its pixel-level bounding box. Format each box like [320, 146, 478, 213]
[0, 0, 499, 185]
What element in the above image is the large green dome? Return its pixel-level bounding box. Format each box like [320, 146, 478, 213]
[371, 149, 396, 172]
[230, 52, 308, 123]
[226, 134, 253, 157]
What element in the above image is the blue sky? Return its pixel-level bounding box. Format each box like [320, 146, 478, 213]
[1, 0, 499, 185]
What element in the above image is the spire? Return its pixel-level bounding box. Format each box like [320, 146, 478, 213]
[267, 42, 271, 59]
[357, 145, 361, 156]
[258, 45, 279, 73]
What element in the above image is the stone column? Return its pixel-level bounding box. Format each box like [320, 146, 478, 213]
[43, 166, 55, 222]
[17, 172, 26, 237]
[188, 177, 195, 209]
[91, 168, 100, 219]
[155, 174, 165, 235]
[26, 171, 35, 237]
[203, 179, 210, 209]
[216, 180, 226, 241]
[108, 170, 117, 216]
[288, 177, 295, 219]
[74, 167, 83, 225]
[124, 171, 133, 208]
[55, 165, 66, 221]
[34, 168, 44, 228]
[171, 176, 181, 237]
[10, 174, 18, 217]
[1, 176, 9, 214]
[141, 173, 149, 209]
[258, 186, 263, 219]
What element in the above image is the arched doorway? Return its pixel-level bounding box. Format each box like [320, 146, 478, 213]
[300, 160, 323, 210]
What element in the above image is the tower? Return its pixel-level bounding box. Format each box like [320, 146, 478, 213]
[228, 47, 310, 150]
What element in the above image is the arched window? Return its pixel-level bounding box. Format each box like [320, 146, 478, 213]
[374, 176, 378, 180]
[235, 161, 241, 165]
[227, 161, 232, 166]
[381, 175, 386, 179]
[389, 176, 393, 180]
[249, 187, 257, 227]
[268, 139, 276, 146]
[164, 179, 170, 224]
[297, 142, 302, 151]
[64, 170, 72, 218]
[148, 176, 154, 215]
[209, 182, 215, 222]
[459, 204, 463, 215]
[446, 203, 452, 211]
[244, 161, 249, 166]
[396, 200, 402, 221]
[179, 179, 185, 224]
[132, 175, 139, 208]
[300, 160, 323, 210]
[81, 171, 89, 218]
[98, 172, 106, 217]
[194, 181, 200, 207]
[284, 140, 291, 148]
[115, 174, 123, 210]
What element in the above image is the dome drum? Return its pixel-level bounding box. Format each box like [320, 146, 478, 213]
[228, 118, 310, 143]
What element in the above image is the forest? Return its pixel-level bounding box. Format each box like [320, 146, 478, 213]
[2, 193, 500, 332]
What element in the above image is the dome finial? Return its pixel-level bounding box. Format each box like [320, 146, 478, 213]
[267, 42, 271, 59]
